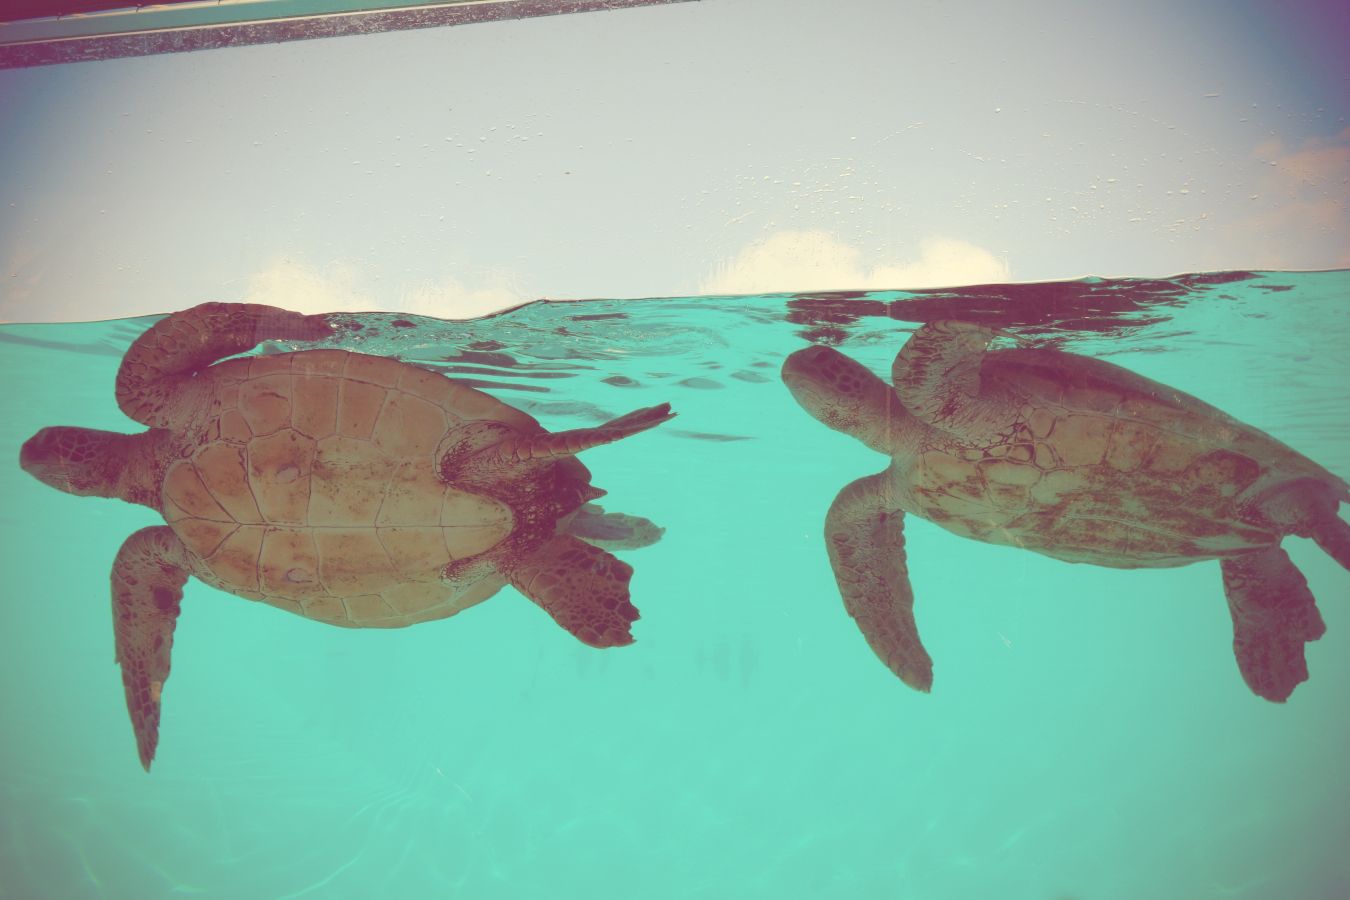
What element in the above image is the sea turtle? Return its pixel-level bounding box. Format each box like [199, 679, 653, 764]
[781, 320, 1350, 701]
[19, 302, 674, 770]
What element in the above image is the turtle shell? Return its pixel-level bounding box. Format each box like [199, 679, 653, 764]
[903, 347, 1344, 567]
[161, 350, 532, 627]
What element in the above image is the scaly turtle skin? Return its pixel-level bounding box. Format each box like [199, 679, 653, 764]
[20, 302, 674, 770]
[782, 320, 1350, 702]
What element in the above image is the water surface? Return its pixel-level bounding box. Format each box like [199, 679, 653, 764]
[1, 270, 1347, 899]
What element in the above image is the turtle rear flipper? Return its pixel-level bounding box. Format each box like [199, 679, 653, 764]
[440, 404, 674, 486]
[497, 403, 674, 463]
[564, 503, 664, 550]
[1221, 547, 1325, 703]
[505, 534, 639, 648]
[1311, 516, 1350, 572]
[111, 527, 191, 771]
[826, 473, 932, 692]
[1255, 477, 1350, 572]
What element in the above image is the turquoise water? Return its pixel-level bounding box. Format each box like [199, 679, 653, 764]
[1, 271, 1348, 900]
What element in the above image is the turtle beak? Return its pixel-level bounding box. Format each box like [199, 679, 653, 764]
[781, 345, 832, 382]
[21, 427, 70, 491]
[781, 345, 842, 417]
[20, 427, 58, 475]
[19, 426, 106, 496]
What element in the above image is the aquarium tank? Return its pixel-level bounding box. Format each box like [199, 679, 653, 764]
[1, 2, 1347, 899]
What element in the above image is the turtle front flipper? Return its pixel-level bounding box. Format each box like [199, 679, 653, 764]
[1220, 547, 1325, 702]
[892, 320, 1020, 438]
[825, 473, 932, 691]
[503, 534, 640, 647]
[117, 302, 333, 427]
[111, 526, 192, 771]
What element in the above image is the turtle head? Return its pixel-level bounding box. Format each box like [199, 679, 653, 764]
[782, 345, 905, 454]
[20, 426, 136, 500]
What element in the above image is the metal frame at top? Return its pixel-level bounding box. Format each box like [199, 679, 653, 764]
[0, 0, 698, 69]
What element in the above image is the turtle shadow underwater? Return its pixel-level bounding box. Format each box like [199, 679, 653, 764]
[16, 290, 1350, 773]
